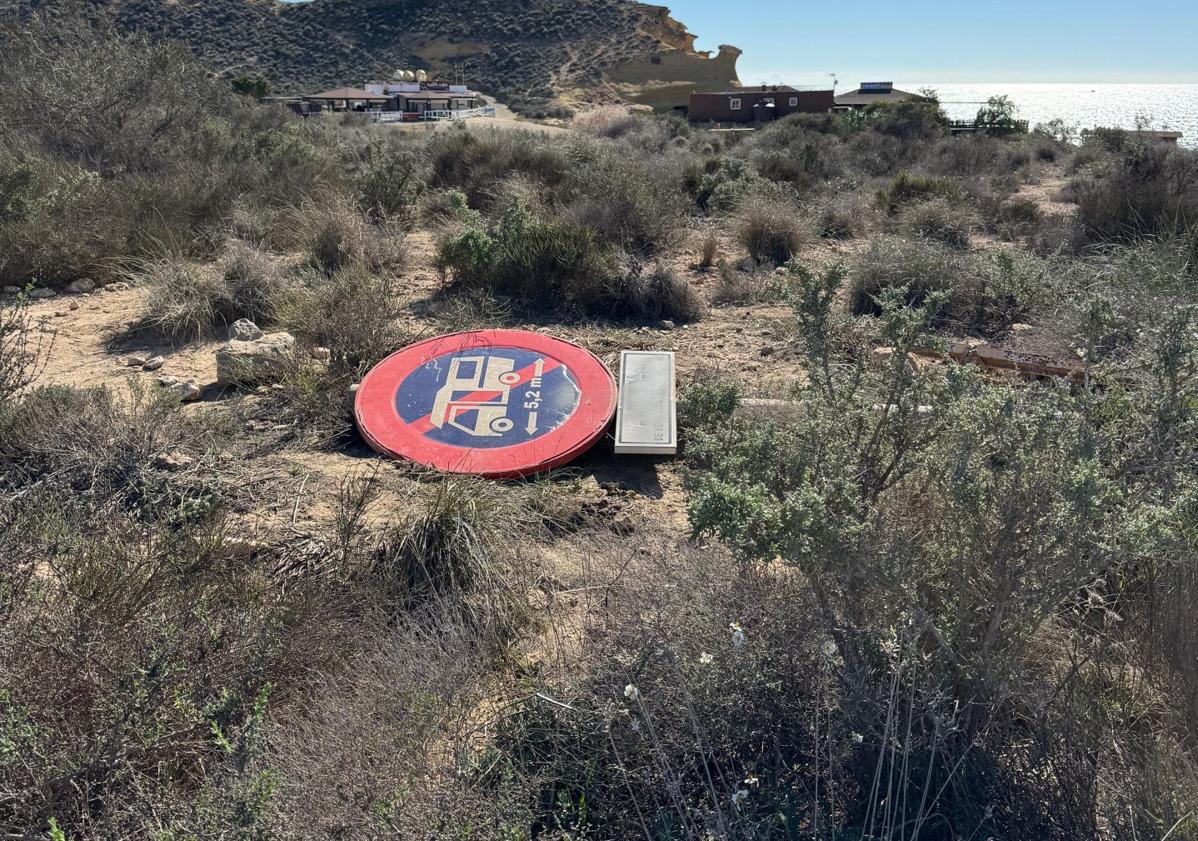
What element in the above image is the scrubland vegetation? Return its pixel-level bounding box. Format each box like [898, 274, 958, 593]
[3, 27, 1198, 841]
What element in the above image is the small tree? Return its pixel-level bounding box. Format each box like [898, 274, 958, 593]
[975, 95, 1023, 136]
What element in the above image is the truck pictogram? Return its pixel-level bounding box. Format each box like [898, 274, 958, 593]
[430, 355, 523, 437]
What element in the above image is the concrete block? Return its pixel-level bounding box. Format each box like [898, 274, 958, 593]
[615, 351, 677, 456]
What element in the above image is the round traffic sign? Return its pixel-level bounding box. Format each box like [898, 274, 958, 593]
[355, 330, 617, 478]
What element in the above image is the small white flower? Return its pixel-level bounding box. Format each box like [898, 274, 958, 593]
[731, 788, 749, 808]
[744, 773, 759, 787]
[729, 622, 746, 649]
[624, 683, 640, 702]
[821, 639, 838, 657]
[851, 732, 864, 744]
[699, 652, 714, 665]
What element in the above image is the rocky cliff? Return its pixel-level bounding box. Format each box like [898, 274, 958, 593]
[0, 0, 740, 111]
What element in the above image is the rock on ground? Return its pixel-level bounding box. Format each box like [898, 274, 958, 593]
[65, 279, 96, 294]
[229, 319, 265, 341]
[216, 332, 295, 387]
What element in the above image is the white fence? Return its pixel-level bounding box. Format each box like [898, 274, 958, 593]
[368, 107, 496, 124]
[421, 107, 497, 121]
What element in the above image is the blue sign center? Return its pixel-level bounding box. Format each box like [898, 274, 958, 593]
[395, 347, 581, 449]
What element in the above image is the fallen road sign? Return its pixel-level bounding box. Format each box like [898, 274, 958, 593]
[355, 330, 617, 478]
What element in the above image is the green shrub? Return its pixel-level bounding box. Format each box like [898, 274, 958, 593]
[850, 235, 957, 316]
[374, 478, 532, 637]
[563, 142, 685, 255]
[897, 197, 977, 249]
[280, 267, 410, 378]
[437, 200, 701, 322]
[220, 240, 286, 326]
[690, 157, 777, 213]
[865, 99, 950, 139]
[817, 193, 875, 240]
[0, 296, 44, 404]
[1072, 142, 1198, 243]
[877, 171, 960, 214]
[356, 144, 424, 224]
[735, 195, 811, 265]
[0, 28, 342, 290]
[272, 267, 412, 443]
[850, 236, 1043, 333]
[138, 259, 234, 343]
[290, 199, 406, 276]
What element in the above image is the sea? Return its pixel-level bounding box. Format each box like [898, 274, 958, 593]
[898, 83, 1198, 147]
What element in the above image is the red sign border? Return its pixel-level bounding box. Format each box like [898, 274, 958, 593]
[355, 329, 617, 478]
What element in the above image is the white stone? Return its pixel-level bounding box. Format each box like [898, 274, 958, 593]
[142, 356, 166, 372]
[216, 332, 295, 387]
[229, 319, 265, 341]
[127, 355, 148, 368]
[310, 346, 332, 362]
[174, 381, 202, 402]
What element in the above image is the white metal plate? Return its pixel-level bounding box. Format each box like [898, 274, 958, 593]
[615, 351, 677, 455]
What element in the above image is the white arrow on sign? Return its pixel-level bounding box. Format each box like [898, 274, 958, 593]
[526, 411, 538, 434]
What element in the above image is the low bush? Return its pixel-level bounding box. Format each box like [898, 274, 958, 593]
[426, 127, 573, 208]
[355, 143, 424, 224]
[850, 235, 957, 315]
[735, 195, 811, 265]
[290, 199, 406, 276]
[816, 193, 876, 240]
[562, 142, 685, 255]
[897, 197, 977, 249]
[926, 135, 1003, 176]
[573, 105, 642, 139]
[1072, 142, 1198, 242]
[689, 157, 779, 213]
[850, 236, 1044, 333]
[373, 478, 533, 638]
[711, 263, 790, 305]
[437, 199, 702, 322]
[0, 295, 45, 404]
[138, 259, 236, 343]
[877, 171, 960, 214]
[138, 244, 289, 342]
[220, 240, 286, 326]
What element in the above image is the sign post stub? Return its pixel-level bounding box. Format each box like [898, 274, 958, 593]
[355, 330, 617, 478]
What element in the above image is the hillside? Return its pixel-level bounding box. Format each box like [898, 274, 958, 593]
[0, 0, 741, 109]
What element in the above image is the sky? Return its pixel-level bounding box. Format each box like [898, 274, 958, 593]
[662, 0, 1198, 85]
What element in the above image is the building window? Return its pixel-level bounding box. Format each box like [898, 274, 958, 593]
[789, 96, 798, 107]
[729, 98, 742, 110]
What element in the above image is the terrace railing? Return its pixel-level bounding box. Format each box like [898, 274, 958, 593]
[367, 107, 497, 124]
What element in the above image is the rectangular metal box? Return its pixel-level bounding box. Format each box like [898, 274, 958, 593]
[615, 351, 677, 456]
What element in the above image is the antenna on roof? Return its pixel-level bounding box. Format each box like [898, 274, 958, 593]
[827, 73, 838, 92]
